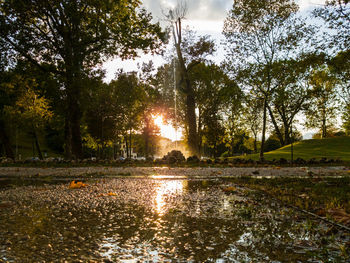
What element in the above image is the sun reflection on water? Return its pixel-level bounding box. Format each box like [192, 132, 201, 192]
[154, 180, 185, 216]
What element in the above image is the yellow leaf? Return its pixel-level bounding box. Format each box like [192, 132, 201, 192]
[107, 192, 117, 196]
[69, 181, 87, 189]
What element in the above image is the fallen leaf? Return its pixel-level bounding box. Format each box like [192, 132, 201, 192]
[69, 181, 87, 189]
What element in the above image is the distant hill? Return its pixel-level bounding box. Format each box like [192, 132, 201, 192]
[241, 136, 350, 162]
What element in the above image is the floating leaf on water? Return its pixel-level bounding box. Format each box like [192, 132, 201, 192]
[69, 181, 87, 189]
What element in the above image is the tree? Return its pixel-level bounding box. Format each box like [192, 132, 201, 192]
[85, 80, 117, 159]
[189, 63, 233, 157]
[314, 0, 350, 50]
[327, 50, 350, 135]
[243, 94, 263, 153]
[314, 1, 350, 135]
[223, 0, 315, 161]
[305, 68, 339, 138]
[0, 0, 166, 159]
[342, 103, 350, 135]
[166, 2, 215, 155]
[267, 58, 315, 146]
[0, 71, 16, 159]
[0, 33, 16, 159]
[111, 71, 146, 158]
[7, 86, 53, 160]
[138, 61, 162, 158]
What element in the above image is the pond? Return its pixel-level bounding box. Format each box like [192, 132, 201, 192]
[0, 176, 348, 262]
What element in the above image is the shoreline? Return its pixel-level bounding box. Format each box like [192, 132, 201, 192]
[0, 166, 349, 178]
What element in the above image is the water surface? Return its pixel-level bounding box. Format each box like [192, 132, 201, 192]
[0, 177, 348, 262]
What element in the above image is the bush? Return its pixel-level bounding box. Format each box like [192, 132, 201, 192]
[187, 155, 200, 163]
[264, 138, 281, 152]
[162, 150, 185, 164]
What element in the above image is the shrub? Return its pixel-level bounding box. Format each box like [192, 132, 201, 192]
[264, 138, 281, 152]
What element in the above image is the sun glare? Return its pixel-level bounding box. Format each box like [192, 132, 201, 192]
[153, 115, 182, 142]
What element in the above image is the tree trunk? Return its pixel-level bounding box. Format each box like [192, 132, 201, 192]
[322, 117, 326, 138]
[267, 105, 285, 145]
[67, 86, 83, 159]
[144, 117, 150, 158]
[0, 119, 14, 159]
[64, 117, 72, 159]
[198, 111, 202, 157]
[63, 36, 83, 160]
[284, 125, 291, 145]
[125, 135, 129, 158]
[129, 129, 132, 158]
[186, 87, 198, 156]
[253, 135, 257, 154]
[174, 41, 198, 156]
[260, 97, 267, 162]
[33, 128, 43, 160]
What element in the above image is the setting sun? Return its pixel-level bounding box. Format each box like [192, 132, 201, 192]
[153, 115, 182, 142]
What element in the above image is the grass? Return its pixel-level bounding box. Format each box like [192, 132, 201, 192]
[237, 136, 350, 162]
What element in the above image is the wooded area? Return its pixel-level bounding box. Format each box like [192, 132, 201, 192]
[0, 0, 349, 160]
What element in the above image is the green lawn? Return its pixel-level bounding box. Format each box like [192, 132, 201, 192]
[238, 136, 350, 162]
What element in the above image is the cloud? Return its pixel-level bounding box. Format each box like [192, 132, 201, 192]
[142, 0, 232, 22]
[298, 0, 326, 10]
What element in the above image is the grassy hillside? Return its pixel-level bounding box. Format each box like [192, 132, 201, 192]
[239, 136, 350, 162]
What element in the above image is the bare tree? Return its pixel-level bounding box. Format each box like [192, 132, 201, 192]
[165, 1, 215, 156]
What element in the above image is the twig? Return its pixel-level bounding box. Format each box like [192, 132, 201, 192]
[239, 183, 350, 232]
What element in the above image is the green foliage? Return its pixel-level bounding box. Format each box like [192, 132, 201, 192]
[0, 0, 166, 159]
[263, 137, 281, 152]
[0, 0, 165, 68]
[313, 0, 350, 50]
[223, 0, 315, 160]
[189, 63, 238, 157]
[304, 68, 339, 138]
[343, 103, 350, 135]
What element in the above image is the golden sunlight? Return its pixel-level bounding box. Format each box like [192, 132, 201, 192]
[153, 115, 182, 142]
[155, 180, 184, 216]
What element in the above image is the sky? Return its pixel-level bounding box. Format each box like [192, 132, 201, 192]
[103, 0, 326, 82]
